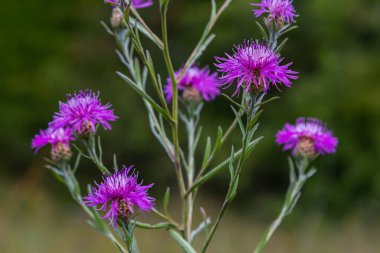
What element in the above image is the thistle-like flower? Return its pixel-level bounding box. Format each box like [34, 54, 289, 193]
[83, 166, 155, 227]
[276, 118, 338, 157]
[104, 0, 153, 9]
[50, 90, 118, 135]
[32, 127, 74, 160]
[251, 0, 297, 25]
[164, 66, 221, 102]
[215, 40, 298, 94]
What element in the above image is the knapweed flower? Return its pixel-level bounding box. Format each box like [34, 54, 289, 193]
[276, 118, 338, 157]
[50, 90, 118, 135]
[105, 0, 153, 9]
[32, 127, 74, 160]
[251, 0, 297, 25]
[164, 66, 221, 102]
[215, 40, 298, 94]
[83, 166, 154, 227]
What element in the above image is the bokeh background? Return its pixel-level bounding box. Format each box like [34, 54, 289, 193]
[1, 0, 380, 252]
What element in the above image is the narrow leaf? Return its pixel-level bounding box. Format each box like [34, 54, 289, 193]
[276, 38, 288, 53]
[201, 137, 212, 168]
[256, 21, 269, 41]
[163, 187, 170, 215]
[222, 93, 245, 110]
[169, 230, 197, 253]
[117, 71, 173, 123]
[214, 126, 223, 151]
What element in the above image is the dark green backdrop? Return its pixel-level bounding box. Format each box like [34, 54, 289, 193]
[1, 0, 380, 218]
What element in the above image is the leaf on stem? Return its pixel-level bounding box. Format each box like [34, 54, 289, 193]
[288, 157, 296, 184]
[117, 71, 173, 123]
[169, 230, 197, 253]
[231, 106, 245, 136]
[214, 126, 223, 151]
[276, 38, 288, 53]
[201, 137, 212, 169]
[163, 187, 171, 215]
[222, 93, 245, 111]
[256, 21, 269, 41]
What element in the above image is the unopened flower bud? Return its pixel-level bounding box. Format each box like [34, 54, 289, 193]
[51, 142, 72, 161]
[182, 87, 202, 103]
[111, 8, 124, 29]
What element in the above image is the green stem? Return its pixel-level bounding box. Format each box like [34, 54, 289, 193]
[253, 158, 313, 253]
[182, 103, 199, 241]
[160, 1, 186, 200]
[202, 94, 252, 253]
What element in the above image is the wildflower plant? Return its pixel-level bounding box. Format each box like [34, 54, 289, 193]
[32, 0, 338, 253]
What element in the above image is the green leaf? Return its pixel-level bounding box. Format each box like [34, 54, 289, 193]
[201, 137, 212, 169]
[113, 154, 118, 170]
[228, 146, 235, 179]
[136, 221, 171, 230]
[163, 187, 170, 215]
[214, 126, 223, 151]
[222, 93, 245, 110]
[256, 21, 269, 41]
[169, 230, 197, 253]
[282, 25, 298, 35]
[117, 71, 173, 123]
[254, 96, 280, 108]
[288, 157, 296, 184]
[248, 110, 263, 130]
[72, 154, 81, 173]
[276, 38, 288, 53]
[228, 175, 239, 201]
[231, 106, 245, 136]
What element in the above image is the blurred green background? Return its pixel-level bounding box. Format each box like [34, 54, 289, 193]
[1, 0, 380, 252]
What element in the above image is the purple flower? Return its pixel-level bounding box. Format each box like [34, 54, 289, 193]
[50, 90, 118, 135]
[251, 0, 297, 24]
[105, 0, 153, 9]
[164, 66, 221, 102]
[32, 127, 74, 160]
[276, 118, 338, 157]
[215, 40, 298, 94]
[83, 166, 155, 227]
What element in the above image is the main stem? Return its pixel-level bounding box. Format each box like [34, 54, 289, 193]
[161, 5, 186, 199]
[184, 105, 197, 241]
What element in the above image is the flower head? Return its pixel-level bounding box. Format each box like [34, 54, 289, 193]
[164, 66, 221, 102]
[105, 0, 153, 9]
[32, 127, 74, 160]
[215, 40, 298, 94]
[276, 118, 338, 157]
[251, 0, 297, 24]
[83, 166, 154, 227]
[50, 90, 118, 135]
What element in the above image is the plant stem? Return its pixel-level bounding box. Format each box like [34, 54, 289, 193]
[182, 104, 199, 241]
[160, 1, 186, 199]
[202, 94, 253, 253]
[253, 158, 314, 253]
